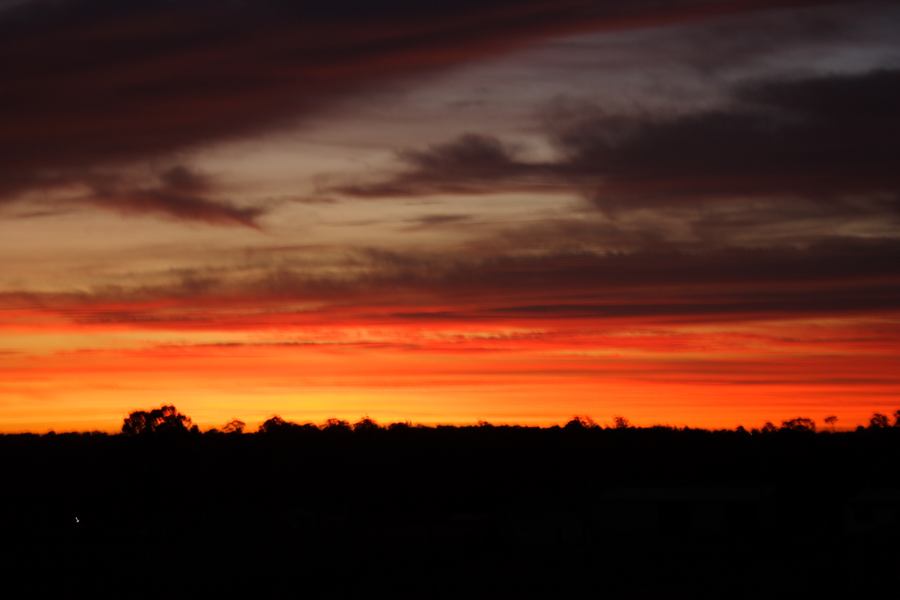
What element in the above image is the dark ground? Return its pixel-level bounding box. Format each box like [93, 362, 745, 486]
[2, 423, 899, 598]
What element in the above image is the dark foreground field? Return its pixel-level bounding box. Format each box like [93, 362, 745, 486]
[3, 421, 900, 598]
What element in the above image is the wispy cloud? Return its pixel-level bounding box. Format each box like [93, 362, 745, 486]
[83, 166, 263, 228]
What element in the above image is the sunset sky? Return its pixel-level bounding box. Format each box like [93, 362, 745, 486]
[2, 0, 899, 432]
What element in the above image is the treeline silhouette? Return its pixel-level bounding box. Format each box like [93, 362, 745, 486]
[115, 404, 900, 436]
[3, 405, 900, 598]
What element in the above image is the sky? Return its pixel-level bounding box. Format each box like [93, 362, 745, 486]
[2, 0, 900, 432]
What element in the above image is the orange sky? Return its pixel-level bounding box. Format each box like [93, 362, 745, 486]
[3, 297, 899, 431]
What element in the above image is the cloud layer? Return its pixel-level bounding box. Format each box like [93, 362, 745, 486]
[4, 235, 899, 332]
[1, 0, 840, 223]
[334, 68, 900, 208]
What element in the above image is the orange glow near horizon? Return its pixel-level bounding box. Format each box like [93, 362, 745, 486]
[3, 305, 899, 433]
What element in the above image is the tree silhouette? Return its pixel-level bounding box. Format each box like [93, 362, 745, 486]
[221, 419, 246, 434]
[868, 413, 890, 429]
[353, 417, 380, 433]
[824, 415, 838, 432]
[565, 416, 597, 431]
[322, 418, 352, 433]
[388, 421, 414, 432]
[612, 415, 630, 430]
[780, 417, 816, 433]
[121, 405, 194, 435]
[258, 415, 298, 434]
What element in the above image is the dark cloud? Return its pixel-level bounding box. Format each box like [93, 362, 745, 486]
[7, 235, 900, 328]
[574, 2, 900, 76]
[401, 214, 474, 230]
[0, 207, 78, 220]
[335, 135, 553, 198]
[333, 69, 900, 226]
[77, 166, 263, 227]
[413, 237, 900, 296]
[330, 238, 900, 323]
[0, 0, 839, 217]
[0, 164, 263, 227]
[566, 69, 900, 206]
